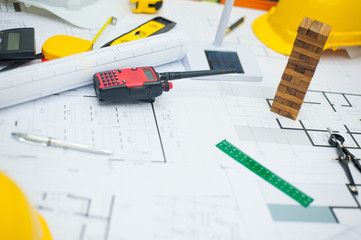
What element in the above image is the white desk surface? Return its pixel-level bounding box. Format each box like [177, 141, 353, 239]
[1, 0, 361, 239]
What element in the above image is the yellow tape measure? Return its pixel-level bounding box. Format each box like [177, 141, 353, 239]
[41, 17, 117, 61]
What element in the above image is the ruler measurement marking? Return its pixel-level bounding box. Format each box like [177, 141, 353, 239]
[216, 139, 313, 207]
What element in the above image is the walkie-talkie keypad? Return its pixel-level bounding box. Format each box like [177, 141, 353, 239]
[99, 71, 121, 87]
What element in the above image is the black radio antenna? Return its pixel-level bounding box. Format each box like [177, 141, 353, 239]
[158, 68, 238, 81]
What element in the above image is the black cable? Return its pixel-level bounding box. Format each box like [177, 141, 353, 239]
[0, 53, 44, 72]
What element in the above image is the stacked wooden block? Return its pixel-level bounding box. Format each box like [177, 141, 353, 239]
[271, 17, 332, 120]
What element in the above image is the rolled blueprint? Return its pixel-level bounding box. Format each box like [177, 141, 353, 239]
[0, 32, 186, 109]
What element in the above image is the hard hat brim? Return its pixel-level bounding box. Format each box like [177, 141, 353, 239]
[38, 213, 52, 240]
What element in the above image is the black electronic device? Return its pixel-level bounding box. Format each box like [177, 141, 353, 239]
[93, 67, 237, 103]
[0, 28, 36, 61]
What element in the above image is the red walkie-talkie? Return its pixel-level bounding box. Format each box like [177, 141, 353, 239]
[93, 67, 237, 103]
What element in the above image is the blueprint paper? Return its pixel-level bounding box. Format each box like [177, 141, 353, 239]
[1, 0, 361, 240]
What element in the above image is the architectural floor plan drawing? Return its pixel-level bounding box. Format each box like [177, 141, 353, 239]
[1, 58, 360, 239]
[1, 1, 361, 239]
[33, 191, 248, 240]
[214, 82, 361, 240]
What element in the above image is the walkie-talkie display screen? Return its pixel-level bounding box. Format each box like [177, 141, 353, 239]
[7, 32, 20, 50]
[143, 68, 156, 80]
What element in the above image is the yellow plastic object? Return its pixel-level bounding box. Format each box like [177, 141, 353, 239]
[0, 172, 52, 240]
[130, 0, 163, 13]
[42, 35, 92, 60]
[42, 16, 116, 60]
[109, 20, 165, 45]
[252, 0, 361, 55]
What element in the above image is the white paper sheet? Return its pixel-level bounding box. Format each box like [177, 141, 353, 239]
[1, 0, 361, 239]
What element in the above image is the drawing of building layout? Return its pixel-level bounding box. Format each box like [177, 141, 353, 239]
[1, 1, 361, 239]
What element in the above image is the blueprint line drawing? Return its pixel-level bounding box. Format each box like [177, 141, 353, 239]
[1, 1, 361, 239]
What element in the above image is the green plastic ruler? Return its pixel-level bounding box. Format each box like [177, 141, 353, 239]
[216, 139, 313, 208]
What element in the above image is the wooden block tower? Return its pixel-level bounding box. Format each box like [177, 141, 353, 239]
[270, 17, 332, 120]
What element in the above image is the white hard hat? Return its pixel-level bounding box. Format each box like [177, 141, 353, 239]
[17, 0, 127, 29]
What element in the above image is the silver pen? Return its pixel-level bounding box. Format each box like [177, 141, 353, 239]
[11, 132, 112, 155]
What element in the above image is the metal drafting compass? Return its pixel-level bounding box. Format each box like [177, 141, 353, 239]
[327, 128, 361, 194]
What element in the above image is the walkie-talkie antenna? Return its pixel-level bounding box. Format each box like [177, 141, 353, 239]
[158, 68, 237, 81]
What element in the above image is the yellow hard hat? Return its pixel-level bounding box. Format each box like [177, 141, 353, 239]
[252, 0, 361, 55]
[0, 172, 52, 240]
